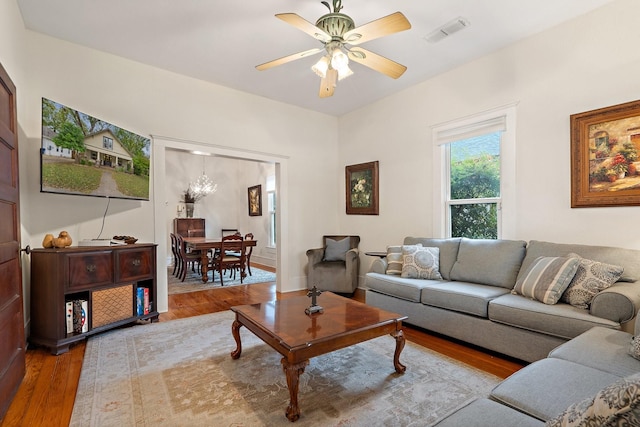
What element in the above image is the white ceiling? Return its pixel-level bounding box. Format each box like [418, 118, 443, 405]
[17, 0, 614, 117]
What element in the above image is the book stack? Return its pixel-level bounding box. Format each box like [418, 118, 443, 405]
[66, 299, 88, 334]
[136, 287, 151, 316]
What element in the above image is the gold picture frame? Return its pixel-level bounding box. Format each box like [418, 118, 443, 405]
[571, 99, 640, 207]
[247, 184, 262, 216]
[345, 161, 379, 215]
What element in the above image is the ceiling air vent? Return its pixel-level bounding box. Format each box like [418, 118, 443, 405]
[424, 16, 470, 43]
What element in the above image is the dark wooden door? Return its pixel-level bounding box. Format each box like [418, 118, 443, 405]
[0, 61, 25, 418]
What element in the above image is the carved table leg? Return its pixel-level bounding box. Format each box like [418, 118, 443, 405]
[281, 358, 309, 422]
[200, 252, 209, 283]
[392, 329, 406, 373]
[230, 320, 243, 359]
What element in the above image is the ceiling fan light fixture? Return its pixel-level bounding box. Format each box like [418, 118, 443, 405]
[312, 56, 330, 78]
[330, 48, 349, 71]
[337, 65, 353, 80]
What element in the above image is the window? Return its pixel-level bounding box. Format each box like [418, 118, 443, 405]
[103, 136, 113, 150]
[266, 175, 276, 248]
[432, 104, 517, 239]
[448, 132, 501, 238]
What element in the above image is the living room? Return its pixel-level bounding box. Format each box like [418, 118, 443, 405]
[2, 0, 640, 424]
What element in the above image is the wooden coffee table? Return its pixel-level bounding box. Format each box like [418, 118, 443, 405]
[230, 292, 407, 422]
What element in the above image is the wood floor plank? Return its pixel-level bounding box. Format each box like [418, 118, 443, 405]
[1, 276, 525, 426]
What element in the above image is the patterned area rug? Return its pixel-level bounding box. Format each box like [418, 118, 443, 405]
[168, 266, 276, 295]
[70, 311, 500, 426]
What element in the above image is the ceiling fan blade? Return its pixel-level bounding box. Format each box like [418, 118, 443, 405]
[256, 48, 323, 71]
[276, 13, 332, 43]
[347, 47, 407, 79]
[343, 12, 411, 45]
[319, 69, 338, 98]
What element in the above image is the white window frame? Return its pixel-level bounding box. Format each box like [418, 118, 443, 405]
[432, 103, 518, 239]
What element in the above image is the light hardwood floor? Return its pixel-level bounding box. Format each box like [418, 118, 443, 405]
[1, 266, 525, 426]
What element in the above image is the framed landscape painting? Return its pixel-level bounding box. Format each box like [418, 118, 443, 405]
[571, 99, 640, 207]
[346, 161, 379, 215]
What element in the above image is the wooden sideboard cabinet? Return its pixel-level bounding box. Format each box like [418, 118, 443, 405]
[29, 244, 158, 355]
[173, 218, 205, 237]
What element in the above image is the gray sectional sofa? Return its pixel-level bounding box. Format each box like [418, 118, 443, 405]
[433, 318, 640, 426]
[365, 237, 640, 362]
[365, 237, 640, 425]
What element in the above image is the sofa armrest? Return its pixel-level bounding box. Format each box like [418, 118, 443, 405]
[369, 257, 387, 274]
[306, 247, 324, 264]
[590, 281, 640, 323]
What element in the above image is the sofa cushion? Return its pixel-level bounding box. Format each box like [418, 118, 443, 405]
[548, 327, 640, 377]
[512, 256, 580, 305]
[518, 240, 640, 283]
[545, 372, 640, 427]
[490, 358, 620, 421]
[401, 245, 443, 280]
[364, 272, 437, 303]
[421, 281, 510, 318]
[403, 237, 461, 280]
[433, 398, 545, 427]
[560, 253, 624, 309]
[323, 237, 350, 261]
[449, 238, 527, 289]
[489, 294, 619, 340]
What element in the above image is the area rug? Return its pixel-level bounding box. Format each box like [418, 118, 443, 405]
[168, 266, 276, 294]
[70, 310, 500, 426]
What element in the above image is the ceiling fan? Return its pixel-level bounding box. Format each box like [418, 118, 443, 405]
[256, 0, 411, 98]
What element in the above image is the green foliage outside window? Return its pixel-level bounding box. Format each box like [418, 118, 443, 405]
[449, 134, 500, 239]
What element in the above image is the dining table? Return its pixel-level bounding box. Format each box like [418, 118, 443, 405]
[183, 236, 257, 283]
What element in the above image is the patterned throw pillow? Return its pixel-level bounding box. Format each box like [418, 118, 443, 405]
[385, 245, 409, 275]
[545, 372, 640, 427]
[560, 253, 624, 309]
[630, 336, 640, 361]
[512, 256, 579, 305]
[400, 245, 442, 280]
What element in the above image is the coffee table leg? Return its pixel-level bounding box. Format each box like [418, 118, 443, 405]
[281, 358, 309, 422]
[230, 320, 243, 359]
[392, 329, 406, 373]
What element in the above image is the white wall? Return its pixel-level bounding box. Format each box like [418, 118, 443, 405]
[1, 0, 340, 323]
[339, 0, 640, 266]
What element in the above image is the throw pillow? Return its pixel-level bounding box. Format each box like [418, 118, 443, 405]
[545, 372, 640, 427]
[512, 256, 579, 305]
[400, 245, 443, 280]
[630, 336, 640, 361]
[385, 245, 406, 275]
[323, 237, 351, 262]
[560, 253, 624, 309]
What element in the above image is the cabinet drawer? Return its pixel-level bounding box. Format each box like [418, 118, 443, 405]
[67, 252, 113, 290]
[117, 248, 152, 282]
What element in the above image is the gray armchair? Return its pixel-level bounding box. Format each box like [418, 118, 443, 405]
[306, 235, 360, 295]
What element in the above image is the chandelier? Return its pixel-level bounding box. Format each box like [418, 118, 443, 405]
[189, 155, 217, 199]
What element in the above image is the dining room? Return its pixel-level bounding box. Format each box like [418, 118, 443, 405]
[164, 148, 277, 290]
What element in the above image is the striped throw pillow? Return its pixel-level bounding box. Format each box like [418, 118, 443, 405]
[386, 244, 422, 275]
[512, 256, 579, 304]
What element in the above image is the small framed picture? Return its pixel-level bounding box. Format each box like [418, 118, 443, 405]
[571, 99, 640, 207]
[248, 184, 262, 216]
[346, 161, 379, 215]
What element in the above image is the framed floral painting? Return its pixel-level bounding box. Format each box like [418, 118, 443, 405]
[571, 99, 640, 207]
[345, 161, 379, 215]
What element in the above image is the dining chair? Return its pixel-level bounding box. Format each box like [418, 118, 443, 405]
[170, 233, 180, 277]
[210, 233, 245, 286]
[176, 234, 201, 282]
[243, 232, 254, 276]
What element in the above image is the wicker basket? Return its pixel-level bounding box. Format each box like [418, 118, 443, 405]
[92, 284, 134, 328]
